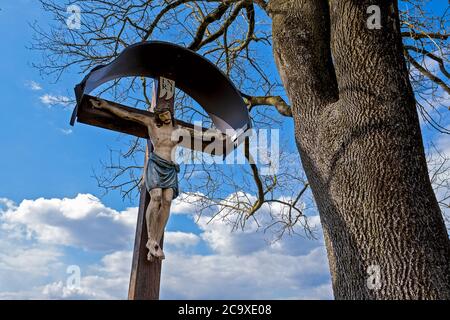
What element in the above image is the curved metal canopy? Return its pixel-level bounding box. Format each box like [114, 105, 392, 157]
[71, 41, 251, 139]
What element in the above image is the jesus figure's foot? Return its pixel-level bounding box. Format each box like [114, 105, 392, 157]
[146, 239, 165, 261]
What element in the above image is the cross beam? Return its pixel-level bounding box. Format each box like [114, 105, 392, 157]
[75, 94, 236, 156]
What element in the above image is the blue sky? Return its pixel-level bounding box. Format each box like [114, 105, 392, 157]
[0, 1, 121, 206]
[0, 1, 448, 299]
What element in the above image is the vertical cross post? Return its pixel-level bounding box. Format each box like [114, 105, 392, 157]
[128, 76, 175, 300]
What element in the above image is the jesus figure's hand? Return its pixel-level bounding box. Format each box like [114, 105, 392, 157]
[90, 98, 106, 109]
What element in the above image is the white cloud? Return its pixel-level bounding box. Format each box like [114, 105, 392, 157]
[0, 198, 15, 211]
[178, 191, 322, 256]
[171, 193, 209, 215]
[39, 94, 71, 107]
[0, 193, 331, 299]
[161, 248, 331, 299]
[165, 193, 330, 299]
[0, 237, 65, 297]
[42, 281, 97, 299]
[26, 80, 42, 91]
[436, 134, 450, 154]
[1, 194, 137, 251]
[96, 251, 132, 276]
[41, 251, 132, 300]
[60, 128, 73, 135]
[427, 136, 450, 230]
[34, 245, 331, 300]
[0, 245, 62, 275]
[165, 231, 200, 248]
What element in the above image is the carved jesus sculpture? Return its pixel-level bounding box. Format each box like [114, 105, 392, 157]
[91, 99, 179, 262]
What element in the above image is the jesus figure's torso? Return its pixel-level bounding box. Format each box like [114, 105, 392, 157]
[147, 119, 179, 162]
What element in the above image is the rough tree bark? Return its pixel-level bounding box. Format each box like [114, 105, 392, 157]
[270, 0, 450, 299]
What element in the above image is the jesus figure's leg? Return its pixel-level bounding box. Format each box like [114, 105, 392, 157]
[153, 188, 174, 260]
[146, 188, 164, 261]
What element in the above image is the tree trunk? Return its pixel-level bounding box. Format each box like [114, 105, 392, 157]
[269, 0, 450, 299]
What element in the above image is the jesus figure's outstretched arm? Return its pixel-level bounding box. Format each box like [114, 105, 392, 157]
[90, 98, 156, 130]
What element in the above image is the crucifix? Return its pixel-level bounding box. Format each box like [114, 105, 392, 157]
[70, 41, 251, 300]
[91, 79, 178, 262]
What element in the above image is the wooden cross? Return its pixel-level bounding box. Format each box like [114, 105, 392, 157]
[73, 77, 237, 299]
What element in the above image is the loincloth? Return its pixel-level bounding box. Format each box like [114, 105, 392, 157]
[145, 152, 180, 199]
